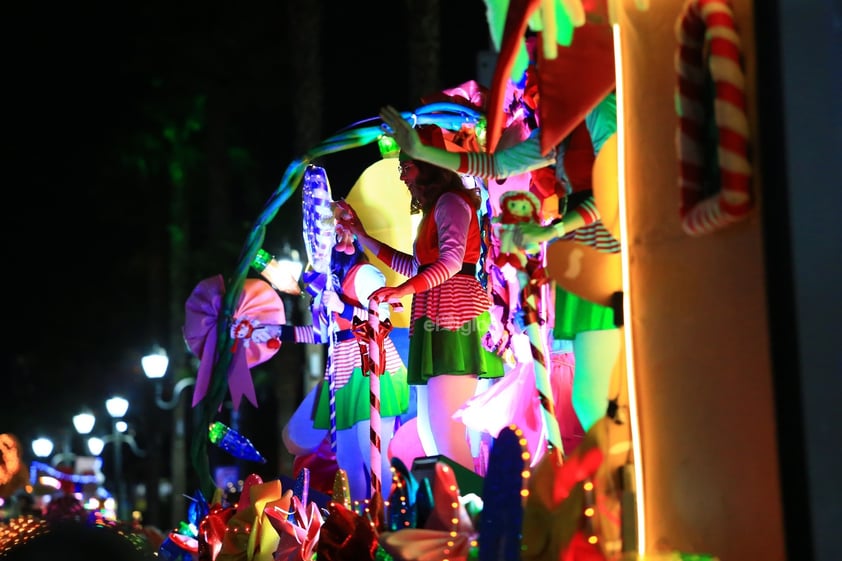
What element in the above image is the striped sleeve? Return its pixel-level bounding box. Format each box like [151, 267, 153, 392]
[563, 222, 621, 254]
[569, 195, 601, 225]
[405, 193, 470, 294]
[459, 129, 555, 179]
[376, 244, 417, 278]
[292, 325, 317, 344]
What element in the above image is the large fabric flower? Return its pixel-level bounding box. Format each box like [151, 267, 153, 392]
[217, 474, 291, 561]
[265, 496, 324, 561]
[184, 275, 284, 410]
[316, 502, 380, 561]
[379, 461, 477, 561]
[198, 502, 235, 561]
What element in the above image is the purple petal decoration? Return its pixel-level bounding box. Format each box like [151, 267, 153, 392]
[291, 468, 311, 521]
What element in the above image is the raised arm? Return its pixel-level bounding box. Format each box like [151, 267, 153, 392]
[379, 105, 555, 180]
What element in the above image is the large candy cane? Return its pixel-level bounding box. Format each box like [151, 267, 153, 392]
[352, 299, 397, 499]
[367, 301, 383, 499]
[675, 0, 751, 236]
[521, 277, 564, 464]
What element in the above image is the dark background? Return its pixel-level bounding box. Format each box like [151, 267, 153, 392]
[2, 0, 492, 520]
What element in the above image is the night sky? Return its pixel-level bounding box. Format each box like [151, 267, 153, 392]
[3, 2, 491, 460]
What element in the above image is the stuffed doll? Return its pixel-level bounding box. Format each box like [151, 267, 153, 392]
[493, 190, 543, 271]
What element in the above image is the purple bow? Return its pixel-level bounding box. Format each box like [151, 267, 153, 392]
[183, 275, 285, 410]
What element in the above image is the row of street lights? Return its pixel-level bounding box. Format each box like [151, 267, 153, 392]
[30, 396, 146, 521]
[27, 245, 307, 525]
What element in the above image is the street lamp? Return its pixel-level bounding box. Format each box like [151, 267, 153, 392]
[143, 345, 196, 410]
[86, 432, 145, 459]
[32, 437, 54, 459]
[105, 396, 131, 521]
[142, 345, 195, 529]
[73, 411, 96, 435]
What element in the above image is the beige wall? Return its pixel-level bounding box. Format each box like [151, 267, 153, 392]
[617, 1, 786, 558]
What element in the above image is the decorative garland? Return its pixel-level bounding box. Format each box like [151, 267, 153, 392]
[30, 461, 100, 485]
[675, 0, 752, 236]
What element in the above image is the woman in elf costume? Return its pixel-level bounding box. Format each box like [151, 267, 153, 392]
[379, 92, 621, 435]
[253, 227, 409, 502]
[336, 128, 505, 473]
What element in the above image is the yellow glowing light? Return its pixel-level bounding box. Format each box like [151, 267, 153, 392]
[613, 19, 646, 555]
[583, 481, 594, 491]
[588, 535, 599, 545]
[585, 507, 595, 517]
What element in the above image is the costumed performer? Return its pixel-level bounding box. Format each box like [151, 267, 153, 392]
[252, 225, 409, 502]
[379, 91, 622, 433]
[336, 126, 506, 473]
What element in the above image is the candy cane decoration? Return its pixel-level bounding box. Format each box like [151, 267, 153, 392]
[522, 279, 564, 464]
[500, 191, 565, 464]
[352, 299, 398, 499]
[367, 300, 383, 499]
[675, 0, 751, 236]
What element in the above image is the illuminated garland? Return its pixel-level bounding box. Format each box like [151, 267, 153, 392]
[30, 461, 100, 484]
[675, 0, 752, 236]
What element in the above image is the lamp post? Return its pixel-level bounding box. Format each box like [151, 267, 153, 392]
[144, 346, 196, 410]
[143, 345, 195, 528]
[105, 396, 130, 522]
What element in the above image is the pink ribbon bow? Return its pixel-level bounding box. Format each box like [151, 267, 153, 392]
[184, 275, 285, 410]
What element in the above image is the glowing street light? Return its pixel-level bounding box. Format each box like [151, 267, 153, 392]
[141, 344, 169, 379]
[105, 395, 130, 521]
[32, 437, 54, 458]
[142, 344, 195, 529]
[73, 411, 96, 435]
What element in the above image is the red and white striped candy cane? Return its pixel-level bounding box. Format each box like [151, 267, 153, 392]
[522, 283, 564, 465]
[675, 0, 752, 236]
[367, 300, 383, 499]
